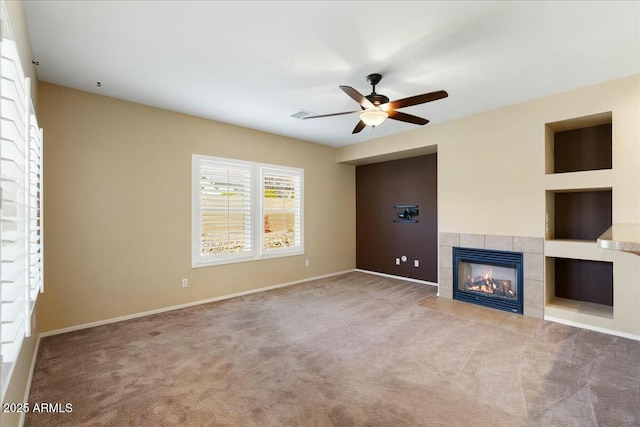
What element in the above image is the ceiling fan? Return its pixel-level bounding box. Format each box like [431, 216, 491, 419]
[303, 73, 448, 134]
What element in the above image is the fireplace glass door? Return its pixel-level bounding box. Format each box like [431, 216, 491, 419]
[453, 247, 524, 314]
[457, 262, 517, 300]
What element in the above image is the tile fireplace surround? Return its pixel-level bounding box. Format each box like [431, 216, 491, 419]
[440, 233, 544, 318]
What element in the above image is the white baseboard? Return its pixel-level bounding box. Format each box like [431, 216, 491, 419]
[18, 335, 41, 427]
[40, 269, 354, 338]
[355, 269, 438, 287]
[544, 315, 640, 342]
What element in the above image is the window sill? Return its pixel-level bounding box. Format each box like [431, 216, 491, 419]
[192, 249, 304, 268]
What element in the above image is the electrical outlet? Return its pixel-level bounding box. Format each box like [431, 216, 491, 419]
[414, 260, 420, 268]
[181, 278, 188, 288]
[305, 259, 310, 267]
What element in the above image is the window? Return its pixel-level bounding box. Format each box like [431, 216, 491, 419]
[1, 2, 44, 400]
[196, 158, 252, 263]
[192, 155, 303, 267]
[262, 168, 302, 253]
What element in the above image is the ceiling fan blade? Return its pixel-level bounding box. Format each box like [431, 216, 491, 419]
[303, 110, 361, 120]
[352, 120, 366, 134]
[340, 85, 375, 109]
[384, 90, 448, 110]
[388, 110, 429, 126]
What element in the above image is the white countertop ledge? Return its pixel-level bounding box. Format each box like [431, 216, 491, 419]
[597, 224, 640, 255]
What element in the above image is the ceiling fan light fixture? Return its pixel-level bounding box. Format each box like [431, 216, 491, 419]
[360, 109, 388, 127]
[303, 74, 446, 134]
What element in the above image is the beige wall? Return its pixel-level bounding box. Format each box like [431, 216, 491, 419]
[339, 74, 640, 336]
[38, 82, 356, 332]
[2, 1, 39, 425]
[340, 75, 640, 234]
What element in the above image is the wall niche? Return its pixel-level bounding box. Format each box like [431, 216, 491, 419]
[553, 257, 613, 306]
[553, 123, 612, 173]
[553, 189, 612, 241]
[544, 111, 615, 322]
[545, 112, 613, 242]
[545, 111, 612, 175]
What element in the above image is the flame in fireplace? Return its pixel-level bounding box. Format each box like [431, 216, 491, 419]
[463, 268, 516, 299]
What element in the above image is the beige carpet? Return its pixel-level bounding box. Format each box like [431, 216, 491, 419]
[26, 272, 639, 426]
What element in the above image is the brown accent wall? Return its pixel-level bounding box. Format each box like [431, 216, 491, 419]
[356, 154, 437, 281]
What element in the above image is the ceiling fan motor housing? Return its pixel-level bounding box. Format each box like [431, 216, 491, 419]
[365, 74, 389, 106]
[366, 93, 390, 106]
[366, 73, 383, 86]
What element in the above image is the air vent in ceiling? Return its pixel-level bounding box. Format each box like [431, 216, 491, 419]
[290, 110, 315, 120]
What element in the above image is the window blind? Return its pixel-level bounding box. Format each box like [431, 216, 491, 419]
[198, 160, 252, 260]
[192, 155, 303, 268]
[1, 6, 44, 399]
[262, 169, 302, 252]
[1, 33, 29, 392]
[27, 113, 43, 319]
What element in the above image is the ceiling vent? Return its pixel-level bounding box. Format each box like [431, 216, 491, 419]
[290, 110, 315, 120]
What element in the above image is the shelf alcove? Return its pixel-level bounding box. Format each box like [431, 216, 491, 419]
[553, 123, 612, 173]
[553, 257, 613, 306]
[545, 112, 612, 175]
[545, 256, 614, 319]
[544, 112, 616, 323]
[553, 189, 612, 241]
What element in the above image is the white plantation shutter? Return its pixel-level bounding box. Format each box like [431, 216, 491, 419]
[28, 114, 43, 314]
[1, 4, 44, 399]
[193, 157, 253, 264]
[1, 33, 29, 384]
[192, 155, 304, 268]
[262, 168, 302, 253]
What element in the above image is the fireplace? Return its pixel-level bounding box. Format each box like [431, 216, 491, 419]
[453, 247, 524, 314]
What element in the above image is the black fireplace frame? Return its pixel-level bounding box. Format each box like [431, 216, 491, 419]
[452, 247, 524, 314]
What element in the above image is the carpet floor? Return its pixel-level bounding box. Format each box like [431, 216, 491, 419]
[26, 272, 640, 426]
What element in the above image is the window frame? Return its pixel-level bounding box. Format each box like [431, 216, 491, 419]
[1, 2, 44, 401]
[260, 166, 304, 259]
[192, 154, 304, 268]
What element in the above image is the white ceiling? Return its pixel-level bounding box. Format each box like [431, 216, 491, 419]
[23, 1, 640, 147]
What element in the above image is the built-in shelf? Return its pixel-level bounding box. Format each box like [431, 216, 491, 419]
[556, 189, 612, 241]
[554, 257, 613, 306]
[545, 297, 614, 320]
[545, 112, 612, 175]
[553, 123, 612, 173]
[545, 188, 612, 241]
[544, 112, 616, 329]
[597, 224, 640, 255]
[544, 239, 613, 259]
[544, 169, 612, 191]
